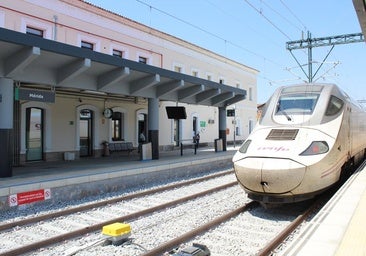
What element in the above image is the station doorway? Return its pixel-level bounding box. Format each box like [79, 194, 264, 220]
[138, 113, 147, 142]
[25, 107, 43, 161]
[193, 116, 198, 137]
[79, 109, 93, 157]
[174, 119, 181, 146]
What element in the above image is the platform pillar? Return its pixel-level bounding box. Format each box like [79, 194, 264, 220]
[148, 98, 159, 159]
[0, 78, 14, 177]
[218, 107, 227, 151]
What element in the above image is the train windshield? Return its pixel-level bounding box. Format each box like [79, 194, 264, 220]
[276, 93, 320, 115]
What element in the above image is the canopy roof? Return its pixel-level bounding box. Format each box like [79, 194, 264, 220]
[0, 28, 246, 107]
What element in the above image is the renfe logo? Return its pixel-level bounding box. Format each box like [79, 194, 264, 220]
[257, 146, 289, 152]
[8, 188, 51, 207]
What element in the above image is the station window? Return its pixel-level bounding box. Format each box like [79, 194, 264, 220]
[249, 87, 253, 101]
[81, 41, 94, 50]
[26, 26, 44, 37]
[113, 49, 123, 58]
[219, 79, 224, 84]
[174, 66, 182, 73]
[192, 71, 198, 77]
[207, 75, 212, 81]
[139, 56, 147, 64]
[112, 112, 124, 141]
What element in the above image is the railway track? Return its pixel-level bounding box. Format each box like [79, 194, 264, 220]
[273, 162, 365, 256]
[63, 184, 248, 256]
[257, 197, 325, 256]
[63, 193, 320, 256]
[178, 200, 317, 256]
[141, 201, 259, 256]
[0, 169, 239, 255]
[0, 169, 234, 231]
[126, 196, 323, 256]
[1, 167, 341, 256]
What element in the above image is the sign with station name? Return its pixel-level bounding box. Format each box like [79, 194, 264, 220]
[15, 88, 55, 103]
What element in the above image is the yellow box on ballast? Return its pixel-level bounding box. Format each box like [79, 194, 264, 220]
[102, 223, 131, 237]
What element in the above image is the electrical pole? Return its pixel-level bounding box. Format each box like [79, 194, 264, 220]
[286, 32, 364, 82]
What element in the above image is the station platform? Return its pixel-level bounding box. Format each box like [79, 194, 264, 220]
[0, 146, 236, 211]
[283, 160, 366, 256]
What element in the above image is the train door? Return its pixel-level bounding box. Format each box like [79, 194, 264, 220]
[79, 109, 93, 157]
[26, 107, 43, 161]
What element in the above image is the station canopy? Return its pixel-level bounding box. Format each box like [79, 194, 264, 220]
[0, 28, 246, 107]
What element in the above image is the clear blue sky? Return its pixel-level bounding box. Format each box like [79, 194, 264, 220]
[86, 0, 366, 103]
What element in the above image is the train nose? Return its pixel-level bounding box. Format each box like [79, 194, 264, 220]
[234, 158, 306, 193]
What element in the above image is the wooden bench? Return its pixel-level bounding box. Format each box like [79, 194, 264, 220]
[108, 142, 135, 155]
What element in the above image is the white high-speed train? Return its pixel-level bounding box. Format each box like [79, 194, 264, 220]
[233, 83, 366, 204]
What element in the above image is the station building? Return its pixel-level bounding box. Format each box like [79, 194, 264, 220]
[0, 0, 258, 177]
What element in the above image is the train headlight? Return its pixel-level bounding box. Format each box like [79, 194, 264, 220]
[300, 141, 329, 155]
[239, 140, 251, 153]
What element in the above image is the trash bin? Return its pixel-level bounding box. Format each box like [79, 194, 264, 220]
[214, 139, 223, 152]
[141, 142, 152, 160]
[103, 141, 110, 156]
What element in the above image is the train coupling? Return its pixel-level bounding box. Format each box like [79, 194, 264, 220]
[170, 243, 210, 256]
[102, 222, 131, 246]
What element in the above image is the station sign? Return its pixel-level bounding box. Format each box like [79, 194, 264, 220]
[15, 88, 55, 103]
[227, 109, 235, 117]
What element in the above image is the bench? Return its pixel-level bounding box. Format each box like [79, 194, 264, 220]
[108, 142, 135, 155]
[179, 139, 198, 156]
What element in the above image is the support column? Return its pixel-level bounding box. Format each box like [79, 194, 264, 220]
[218, 107, 227, 151]
[0, 78, 14, 177]
[148, 98, 159, 159]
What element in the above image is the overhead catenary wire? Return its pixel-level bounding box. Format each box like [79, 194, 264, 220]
[242, 0, 292, 40]
[279, 0, 308, 33]
[259, 0, 304, 33]
[134, 0, 293, 83]
[207, 0, 310, 85]
[204, 0, 283, 49]
[133, 0, 324, 87]
[245, 0, 332, 82]
[135, 0, 227, 44]
[134, 0, 287, 65]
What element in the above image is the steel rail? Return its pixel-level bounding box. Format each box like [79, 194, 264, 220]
[257, 194, 332, 256]
[0, 181, 237, 256]
[140, 201, 259, 256]
[0, 169, 233, 232]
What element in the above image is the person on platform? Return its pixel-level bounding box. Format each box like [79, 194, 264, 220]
[138, 131, 145, 153]
[195, 133, 200, 148]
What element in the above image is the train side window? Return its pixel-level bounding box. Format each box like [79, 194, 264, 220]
[325, 96, 344, 116]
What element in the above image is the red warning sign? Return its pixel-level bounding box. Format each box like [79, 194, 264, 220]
[9, 188, 51, 207]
